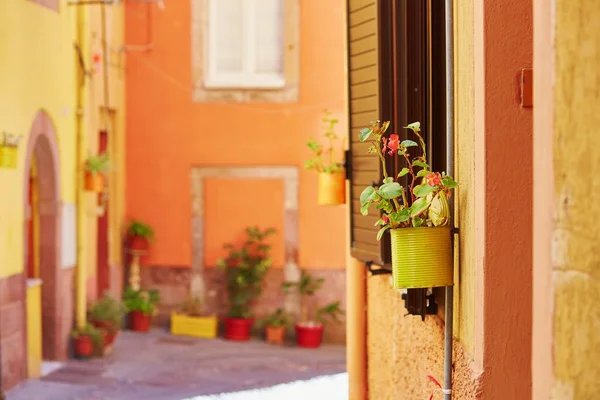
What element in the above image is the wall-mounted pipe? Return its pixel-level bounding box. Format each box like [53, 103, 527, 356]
[444, 0, 455, 398]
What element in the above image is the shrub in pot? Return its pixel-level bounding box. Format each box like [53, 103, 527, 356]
[305, 110, 346, 206]
[171, 296, 218, 339]
[123, 286, 160, 332]
[84, 152, 109, 193]
[89, 292, 124, 346]
[126, 220, 154, 252]
[257, 308, 291, 345]
[357, 121, 459, 289]
[216, 226, 275, 341]
[283, 271, 344, 348]
[71, 324, 102, 358]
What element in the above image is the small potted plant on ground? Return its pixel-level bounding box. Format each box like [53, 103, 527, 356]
[89, 292, 124, 347]
[71, 324, 102, 358]
[217, 226, 275, 341]
[171, 296, 218, 339]
[357, 121, 459, 289]
[305, 110, 346, 206]
[257, 308, 291, 345]
[123, 286, 160, 332]
[283, 270, 344, 348]
[84, 152, 109, 192]
[126, 220, 154, 252]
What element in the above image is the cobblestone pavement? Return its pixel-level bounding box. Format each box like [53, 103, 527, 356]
[7, 330, 346, 400]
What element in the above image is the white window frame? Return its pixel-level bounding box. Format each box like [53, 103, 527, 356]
[205, 0, 286, 90]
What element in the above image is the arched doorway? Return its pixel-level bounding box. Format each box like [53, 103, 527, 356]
[22, 110, 67, 365]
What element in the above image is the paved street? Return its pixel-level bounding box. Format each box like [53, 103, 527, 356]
[7, 330, 346, 400]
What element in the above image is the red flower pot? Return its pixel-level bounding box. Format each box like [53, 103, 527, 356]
[73, 336, 94, 357]
[130, 311, 151, 332]
[224, 318, 254, 341]
[295, 323, 325, 348]
[128, 236, 149, 251]
[92, 320, 119, 345]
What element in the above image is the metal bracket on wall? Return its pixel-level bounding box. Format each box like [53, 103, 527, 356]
[401, 288, 438, 321]
[365, 261, 392, 276]
[343, 149, 352, 180]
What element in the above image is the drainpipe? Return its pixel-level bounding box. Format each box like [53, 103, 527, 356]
[75, 3, 89, 329]
[444, 0, 455, 398]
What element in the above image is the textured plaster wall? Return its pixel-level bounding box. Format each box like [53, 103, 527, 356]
[366, 276, 481, 400]
[550, 0, 600, 397]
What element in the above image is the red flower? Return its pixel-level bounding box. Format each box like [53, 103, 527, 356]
[382, 216, 389, 224]
[382, 134, 400, 155]
[426, 172, 442, 186]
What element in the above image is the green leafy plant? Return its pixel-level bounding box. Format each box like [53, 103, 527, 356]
[71, 323, 102, 345]
[257, 308, 291, 329]
[305, 110, 345, 174]
[127, 220, 154, 240]
[358, 121, 459, 239]
[89, 292, 124, 331]
[216, 226, 276, 319]
[123, 286, 160, 315]
[85, 152, 109, 174]
[283, 270, 345, 326]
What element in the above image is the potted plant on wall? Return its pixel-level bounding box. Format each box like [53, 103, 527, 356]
[171, 296, 218, 339]
[126, 220, 154, 252]
[89, 292, 124, 346]
[216, 226, 275, 341]
[123, 286, 160, 332]
[0, 132, 20, 169]
[305, 110, 346, 205]
[71, 324, 102, 358]
[84, 152, 109, 193]
[283, 270, 344, 348]
[257, 308, 291, 345]
[357, 121, 458, 289]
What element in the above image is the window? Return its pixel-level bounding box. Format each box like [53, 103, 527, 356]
[206, 0, 284, 89]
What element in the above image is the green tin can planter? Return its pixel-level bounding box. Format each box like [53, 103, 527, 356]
[390, 226, 453, 289]
[0, 146, 18, 169]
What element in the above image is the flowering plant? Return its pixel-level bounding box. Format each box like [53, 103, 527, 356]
[358, 120, 458, 240]
[304, 111, 345, 174]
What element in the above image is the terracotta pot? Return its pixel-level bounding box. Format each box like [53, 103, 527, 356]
[224, 317, 254, 341]
[295, 323, 324, 348]
[73, 336, 94, 357]
[317, 171, 346, 205]
[130, 311, 151, 332]
[92, 320, 119, 345]
[127, 236, 149, 251]
[265, 325, 286, 345]
[85, 171, 105, 192]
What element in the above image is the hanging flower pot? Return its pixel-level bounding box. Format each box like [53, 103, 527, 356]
[317, 171, 346, 205]
[390, 226, 453, 289]
[84, 152, 109, 192]
[85, 171, 105, 192]
[125, 220, 154, 252]
[0, 145, 18, 169]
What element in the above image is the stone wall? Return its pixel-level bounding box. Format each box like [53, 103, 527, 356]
[0, 273, 27, 390]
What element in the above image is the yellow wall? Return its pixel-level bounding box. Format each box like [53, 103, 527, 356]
[26, 281, 42, 378]
[0, 0, 78, 278]
[551, 0, 600, 396]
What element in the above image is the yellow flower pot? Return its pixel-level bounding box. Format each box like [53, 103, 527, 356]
[170, 312, 218, 339]
[390, 226, 453, 289]
[0, 146, 18, 169]
[317, 171, 346, 205]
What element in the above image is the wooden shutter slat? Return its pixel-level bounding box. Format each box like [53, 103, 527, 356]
[350, 35, 378, 56]
[350, 19, 378, 41]
[351, 81, 378, 99]
[349, 2, 376, 24]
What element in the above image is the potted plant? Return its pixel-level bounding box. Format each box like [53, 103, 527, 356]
[216, 226, 275, 341]
[0, 133, 20, 169]
[126, 220, 154, 252]
[357, 121, 458, 289]
[89, 292, 124, 346]
[283, 271, 344, 348]
[123, 286, 160, 332]
[305, 110, 346, 205]
[84, 152, 109, 192]
[257, 308, 291, 345]
[71, 324, 102, 358]
[171, 296, 218, 339]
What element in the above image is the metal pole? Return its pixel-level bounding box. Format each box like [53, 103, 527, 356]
[444, 0, 455, 398]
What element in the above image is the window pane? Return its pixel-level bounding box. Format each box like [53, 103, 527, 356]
[213, 0, 244, 73]
[254, 0, 284, 74]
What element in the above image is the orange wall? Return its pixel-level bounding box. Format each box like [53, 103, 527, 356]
[125, 1, 347, 269]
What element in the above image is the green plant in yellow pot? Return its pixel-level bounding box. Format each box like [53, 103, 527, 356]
[357, 121, 458, 289]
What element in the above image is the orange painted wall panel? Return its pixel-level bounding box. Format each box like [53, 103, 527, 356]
[125, 0, 347, 269]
